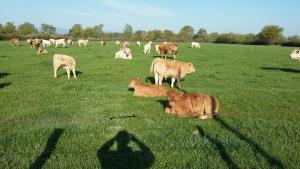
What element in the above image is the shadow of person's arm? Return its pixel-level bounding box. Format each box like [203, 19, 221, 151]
[130, 134, 152, 152]
[99, 136, 116, 153]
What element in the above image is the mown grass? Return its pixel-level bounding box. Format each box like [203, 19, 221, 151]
[0, 41, 299, 169]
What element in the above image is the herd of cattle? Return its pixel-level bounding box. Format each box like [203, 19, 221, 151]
[7, 38, 300, 119]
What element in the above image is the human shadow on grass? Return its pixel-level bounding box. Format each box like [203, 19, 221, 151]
[214, 117, 285, 169]
[0, 82, 11, 89]
[30, 128, 64, 169]
[196, 125, 240, 169]
[260, 67, 300, 73]
[0, 72, 10, 78]
[98, 130, 155, 169]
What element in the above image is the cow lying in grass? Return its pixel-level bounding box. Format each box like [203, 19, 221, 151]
[115, 48, 132, 59]
[290, 49, 300, 61]
[53, 54, 76, 79]
[9, 39, 19, 46]
[165, 90, 219, 119]
[36, 48, 47, 55]
[128, 77, 168, 97]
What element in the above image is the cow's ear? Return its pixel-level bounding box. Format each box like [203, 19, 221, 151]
[296, 50, 299, 54]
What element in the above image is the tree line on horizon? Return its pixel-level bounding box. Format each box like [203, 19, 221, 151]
[0, 22, 299, 46]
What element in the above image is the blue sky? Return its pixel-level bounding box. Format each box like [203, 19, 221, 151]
[1, 0, 299, 36]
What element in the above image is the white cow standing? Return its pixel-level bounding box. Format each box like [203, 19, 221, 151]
[78, 39, 88, 47]
[42, 40, 51, 47]
[290, 49, 300, 61]
[136, 41, 141, 47]
[144, 43, 152, 55]
[55, 39, 67, 48]
[49, 39, 56, 45]
[115, 40, 121, 46]
[191, 42, 201, 48]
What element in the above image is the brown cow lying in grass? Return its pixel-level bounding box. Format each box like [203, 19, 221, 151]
[165, 90, 219, 119]
[53, 54, 76, 79]
[128, 77, 168, 97]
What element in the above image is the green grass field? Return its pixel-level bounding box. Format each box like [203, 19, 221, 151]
[0, 41, 299, 169]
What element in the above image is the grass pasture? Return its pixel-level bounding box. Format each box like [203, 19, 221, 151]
[0, 41, 299, 169]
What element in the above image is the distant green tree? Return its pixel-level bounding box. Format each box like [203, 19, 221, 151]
[40, 23, 56, 35]
[69, 24, 83, 38]
[0, 24, 3, 34]
[134, 30, 147, 41]
[177, 25, 194, 41]
[123, 23, 133, 41]
[258, 25, 284, 45]
[18, 22, 38, 35]
[194, 28, 207, 41]
[2, 22, 17, 34]
[163, 29, 176, 41]
[93, 24, 104, 38]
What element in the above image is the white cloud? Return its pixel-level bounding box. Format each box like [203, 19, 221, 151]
[100, 0, 176, 18]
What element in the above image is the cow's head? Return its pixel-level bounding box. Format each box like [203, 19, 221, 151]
[128, 77, 140, 88]
[290, 49, 300, 60]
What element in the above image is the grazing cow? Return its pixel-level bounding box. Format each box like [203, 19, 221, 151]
[115, 40, 121, 46]
[67, 39, 73, 46]
[191, 42, 200, 48]
[150, 58, 195, 88]
[53, 54, 76, 79]
[165, 90, 219, 119]
[30, 39, 43, 49]
[49, 39, 56, 45]
[128, 77, 168, 97]
[136, 41, 141, 47]
[42, 39, 51, 47]
[55, 39, 67, 48]
[78, 39, 88, 47]
[9, 39, 19, 46]
[115, 48, 132, 59]
[144, 43, 152, 55]
[100, 41, 106, 46]
[157, 43, 178, 60]
[290, 49, 300, 61]
[36, 48, 48, 55]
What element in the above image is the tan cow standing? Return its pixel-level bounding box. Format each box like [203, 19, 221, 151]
[53, 54, 76, 79]
[9, 39, 19, 46]
[150, 58, 195, 88]
[78, 39, 88, 47]
[165, 90, 219, 119]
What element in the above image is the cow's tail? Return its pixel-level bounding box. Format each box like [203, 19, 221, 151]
[212, 96, 220, 115]
[150, 58, 161, 74]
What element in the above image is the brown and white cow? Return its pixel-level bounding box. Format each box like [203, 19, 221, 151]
[157, 43, 178, 60]
[30, 39, 43, 50]
[165, 90, 219, 119]
[100, 41, 106, 46]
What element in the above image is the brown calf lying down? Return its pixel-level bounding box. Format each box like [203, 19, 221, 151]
[128, 77, 168, 97]
[9, 39, 19, 46]
[165, 90, 219, 119]
[36, 48, 47, 55]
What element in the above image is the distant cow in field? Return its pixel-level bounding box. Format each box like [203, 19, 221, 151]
[78, 39, 88, 47]
[67, 39, 73, 46]
[150, 58, 195, 88]
[290, 49, 300, 61]
[100, 41, 106, 46]
[157, 43, 178, 60]
[191, 42, 200, 48]
[121, 41, 131, 48]
[53, 54, 76, 79]
[9, 39, 19, 46]
[36, 48, 48, 55]
[49, 39, 56, 45]
[115, 40, 121, 46]
[42, 39, 51, 47]
[55, 39, 67, 48]
[115, 48, 132, 59]
[128, 77, 168, 97]
[136, 41, 141, 47]
[144, 43, 152, 55]
[165, 90, 219, 119]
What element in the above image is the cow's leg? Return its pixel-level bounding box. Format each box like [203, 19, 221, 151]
[53, 64, 60, 78]
[171, 77, 176, 88]
[72, 68, 77, 79]
[176, 77, 181, 89]
[173, 54, 176, 60]
[154, 73, 159, 84]
[158, 74, 164, 85]
[65, 68, 71, 79]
